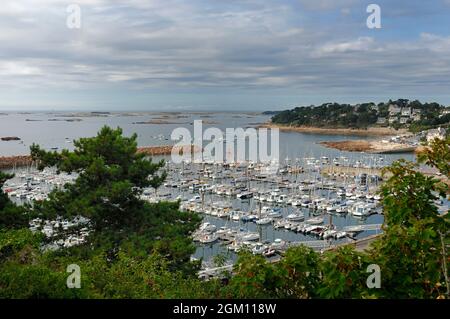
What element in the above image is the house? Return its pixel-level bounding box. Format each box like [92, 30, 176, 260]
[412, 114, 421, 122]
[389, 104, 401, 115]
[376, 117, 387, 125]
[389, 117, 397, 124]
[427, 127, 447, 142]
[401, 107, 412, 117]
[399, 117, 409, 124]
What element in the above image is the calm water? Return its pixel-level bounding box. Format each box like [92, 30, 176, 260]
[0, 111, 415, 163]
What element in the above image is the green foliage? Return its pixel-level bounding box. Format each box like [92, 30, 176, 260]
[371, 219, 445, 298]
[271, 99, 449, 132]
[67, 252, 220, 299]
[225, 246, 321, 299]
[0, 262, 88, 299]
[318, 246, 374, 299]
[272, 102, 378, 129]
[227, 251, 279, 298]
[375, 144, 449, 298]
[276, 245, 321, 298]
[28, 126, 201, 271]
[0, 229, 86, 299]
[418, 136, 450, 179]
[380, 160, 446, 228]
[0, 228, 43, 261]
[0, 172, 28, 230]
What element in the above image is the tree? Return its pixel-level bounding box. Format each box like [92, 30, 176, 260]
[418, 136, 450, 179]
[29, 126, 201, 271]
[277, 245, 321, 298]
[227, 251, 279, 298]
[318, 246, 376, 299]
[0, 172, 28, 230]
[372, 143, 449, 298]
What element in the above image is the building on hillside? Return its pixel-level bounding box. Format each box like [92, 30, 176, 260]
[412, 113, 421, 122]
[399, 117, 409, 124]
[401, 107, 412, 117]
[376, 117, 387, 125]
[389, 104, 401, 115]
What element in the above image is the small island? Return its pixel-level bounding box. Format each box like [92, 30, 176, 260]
[1, 136, 21, 141]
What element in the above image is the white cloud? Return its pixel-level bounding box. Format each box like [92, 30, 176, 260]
[313, 37, 376, 56]
[0, 61, 42, 76]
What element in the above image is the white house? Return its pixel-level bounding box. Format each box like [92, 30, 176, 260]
[399, 117, 409, 124]
[401, 107, 412, 117]
[389, 104, 401, 115]
[376, 117, 387, 125]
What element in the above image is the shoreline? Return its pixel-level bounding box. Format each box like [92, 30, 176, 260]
[0, 144, 201, 169]
[258, 123, 407, 137]
[319, 140, 419, 154]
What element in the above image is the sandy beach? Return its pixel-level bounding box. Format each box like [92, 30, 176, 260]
[259, 123, 407, 137]
[320, 140, 417, 154]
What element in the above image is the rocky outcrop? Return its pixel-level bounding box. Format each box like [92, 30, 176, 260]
[1, 136, 21, 141]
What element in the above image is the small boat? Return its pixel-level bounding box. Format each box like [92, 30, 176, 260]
[267, 208, 283, 218]
[274, 220, 289, 229]
[271, 238, 287, 251]
[229, 211, 241, 222]
[334, 231, 348, 239]
[256, 217, 272, 225]
[345, 225, 364, 233]
[237, 191, 253, 199]
[252, 243, 268, 255]
[199, 222, 216, 233]
[287, 213, 304, 221]
[227, 240, 242, 252]
[241, 232, 260, 241]
[199, 233, 218, 244]
[239, 214, 254, 222]
[263, 247, 277, 257]
[322, 229, 338, 239]
[305, 217, 323, 225]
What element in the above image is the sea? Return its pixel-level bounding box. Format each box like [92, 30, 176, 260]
[0, 111, 414, 162]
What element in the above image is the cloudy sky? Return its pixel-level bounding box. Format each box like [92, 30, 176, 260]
[1, 0, 450, 111]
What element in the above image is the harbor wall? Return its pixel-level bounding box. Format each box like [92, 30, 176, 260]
[0, 144, 201, 169]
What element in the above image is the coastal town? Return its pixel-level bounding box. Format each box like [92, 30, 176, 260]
[267, 99, 449, 154]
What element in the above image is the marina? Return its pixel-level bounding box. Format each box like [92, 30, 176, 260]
[2, 153, 392, 269]
[1, 112, 446, 277]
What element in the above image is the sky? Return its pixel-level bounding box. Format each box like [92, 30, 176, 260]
[1, 0, 450, 111]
